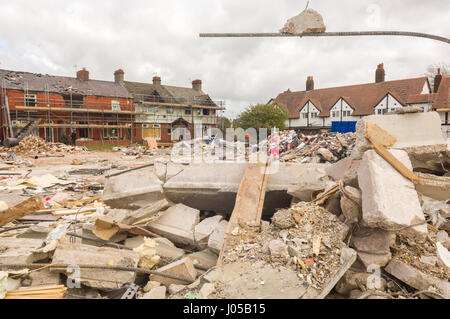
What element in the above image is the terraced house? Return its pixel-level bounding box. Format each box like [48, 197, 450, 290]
[0, 68, 225, 146]
[123, 75, 225, 144]
[272, 64, 447, 136]
[0, 68, 139, 146]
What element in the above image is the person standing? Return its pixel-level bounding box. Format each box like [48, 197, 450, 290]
[71, 130, 77, 146]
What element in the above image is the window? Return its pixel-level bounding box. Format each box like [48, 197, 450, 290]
[197, 109, 202, 115]
[203, 109, 210, 116]
[343, 111, 351, 117]
[166, 107, 174, 114]
[79, 121, 89, 138]
[104, 122, 119, 139]
[111, 100, 121, 111]
[25, 94, 37, 107]
[331, 111, 339, 118]
[145, 106, 158, 113]
[185, 109, 192, 115]
[168, 128, 172, 136]
[310, 112, 318, 118]
[302, 113, 308, 119]
[377, 109, 387, 115]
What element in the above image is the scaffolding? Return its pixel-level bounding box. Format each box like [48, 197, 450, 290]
[1, 95, 143, 145]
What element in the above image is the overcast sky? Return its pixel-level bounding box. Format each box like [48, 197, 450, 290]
[0, 0, 448, 118]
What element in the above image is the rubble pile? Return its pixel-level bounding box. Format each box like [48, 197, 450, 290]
[0, 111, 449, 300]
[4, 136, 87, 157]
[278, 131, 356, 163]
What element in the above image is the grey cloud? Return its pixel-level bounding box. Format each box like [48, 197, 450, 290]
[0, 0, 448, 118]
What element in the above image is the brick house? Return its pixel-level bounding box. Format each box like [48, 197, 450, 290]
[271, 64, 444, 134]
[123, 75, 225, 143]
[0, 68, 141, 146]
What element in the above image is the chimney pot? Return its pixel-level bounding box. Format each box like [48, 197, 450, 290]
[114, 69, 124, 84]
[192, 79, 202, 91]
[434, 68, 443, 93]
[77, 68, 89, 82]
[306, 76, 314, 91]
[375, 63, 385, 83]
[153, 76, 161, 85]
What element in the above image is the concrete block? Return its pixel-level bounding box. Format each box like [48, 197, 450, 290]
[385, 259, 450, 298]
[163, 162, 329, 216]
[121, 199, 171, 225]
[51, 243, 140, 289]
[16, 223, 54, 240]
[154, 160, 168, 182]
[124, 236, 146, 249]
[125, 236, 184, 266]
[0, 238, 49, 264]
[351, 113, 447, 165]
[103, 166, 164, 210]
[147, 204, 200, 247]
[168, 284, 186, 295]
[351, 227, 393, 268]
[358, 150, 427, 241]
[208, 220, 228, 254]
[187, 249, 218, 269]
[141, 286, 166, 299]
[149, 257, 197, 287]
[194, 215, 223, 249]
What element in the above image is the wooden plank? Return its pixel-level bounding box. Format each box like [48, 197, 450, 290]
[217, 161, 268, 266]
[0, 196, 45, 227]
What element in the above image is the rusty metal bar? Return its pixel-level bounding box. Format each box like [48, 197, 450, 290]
[199, 31, 450, 44]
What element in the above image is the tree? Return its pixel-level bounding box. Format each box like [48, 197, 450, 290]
[425, 62, 449, 89]
[217, 116, 232, 132]
[238, 103, 288, 131]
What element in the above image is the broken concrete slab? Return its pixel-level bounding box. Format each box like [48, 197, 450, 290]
[147, 204, 199, 248]
[166, 162, 184, 181]
[208, 220, 228, 254]
[149, 257, 197, 287]
[385, 259, 450, 298]
[16, 223, 54, 240]
[168, 284, 186, 295]
[194, 215, 223, 249]
[103, 165, 164, 210]
[187, 249, 218, 270]
[358, 149, 427, 241]
[0, 238, 49, 264]
[141, 286, 166, 299]
[351, 113, 447, 167]
[351, 227, 393, 268]
[120, 199, 171, 226]
[154, 161, 168, 183]
[51, 243, 140, 289]
[163, 162, 329, 216]
[280, 8, 326, 35]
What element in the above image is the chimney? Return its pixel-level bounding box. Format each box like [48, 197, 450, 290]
[76, 68, 89, 82]
[375, 63, 385, 83]
[114, 69, 124, 84]
[434, 68, 443, 93]
[192, 79, 202, 92]
[306, 76, 314, 91]
[153, 76, 161, 85]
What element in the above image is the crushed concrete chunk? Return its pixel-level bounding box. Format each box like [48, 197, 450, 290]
[351, 227, 393, 267]
[340, 186, 362, 223]
[358, 149, 427, 241]
[187, 249, 218, 269]
[280, 9, 326, 35]
[121, 199, 171, 226]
